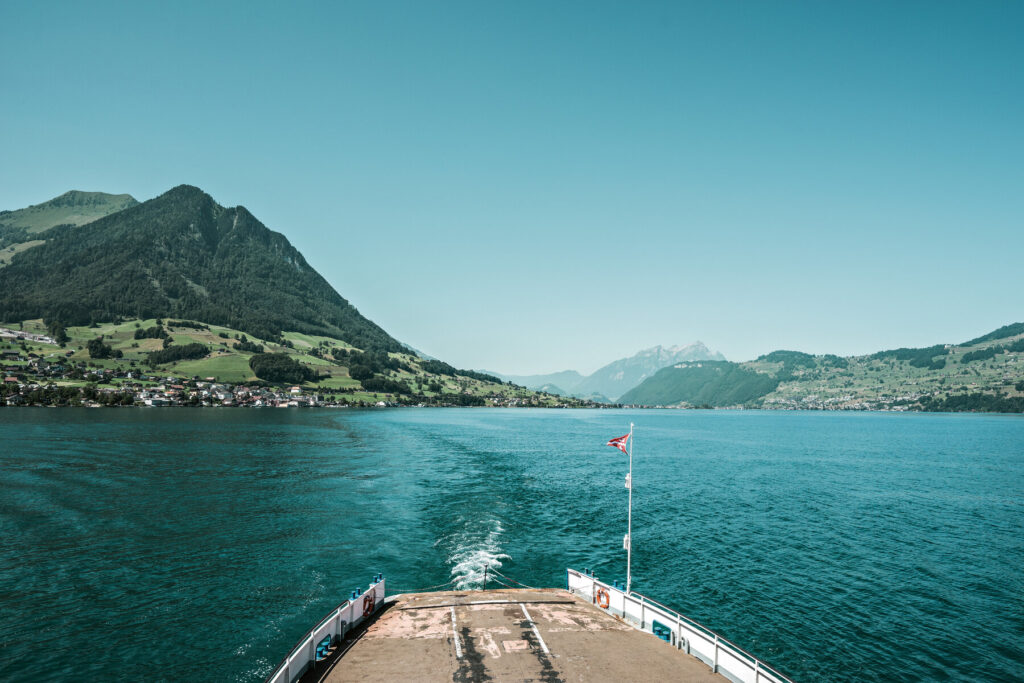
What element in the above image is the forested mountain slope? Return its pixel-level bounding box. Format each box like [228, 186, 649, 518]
[0, 185, 401, 351]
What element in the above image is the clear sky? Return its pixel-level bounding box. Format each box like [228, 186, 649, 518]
[2, 1, 1021, 374]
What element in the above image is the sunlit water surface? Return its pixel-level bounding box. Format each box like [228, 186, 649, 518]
[1, 408, 1021, 682]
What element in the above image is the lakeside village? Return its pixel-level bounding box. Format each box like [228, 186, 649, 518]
[0, 352, 569, 409]
[6, 327, 1020, 412]
[0, 354, 560, 408]
[0, 331, 584, 409]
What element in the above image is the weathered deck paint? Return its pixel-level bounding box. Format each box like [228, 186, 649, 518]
[307, 588, 725, 682]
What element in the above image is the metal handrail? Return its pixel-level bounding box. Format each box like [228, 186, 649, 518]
[263, 578, 384, 683]
[632, 592, 767, 667]
[568, 569, 792, 683]
[264, 599, 351, 681]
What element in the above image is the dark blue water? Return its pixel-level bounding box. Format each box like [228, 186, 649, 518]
[1, 409, 1021, 682]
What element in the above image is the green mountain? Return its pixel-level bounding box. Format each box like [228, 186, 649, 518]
[619, 360, 779, 407]
[0, 185, 400, 351]
[620, 327, 1024, 413]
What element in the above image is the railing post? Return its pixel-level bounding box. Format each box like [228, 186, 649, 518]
[713, 634, 719, 673]
[754, 659, 760, 682]
[639, 595, 645, 628]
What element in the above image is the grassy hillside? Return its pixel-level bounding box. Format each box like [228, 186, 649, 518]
[0, 190, 138, 255]
[1, 317, 589, 407]
[0, 240, 45, 267]
[0, 190, 137, 234]
[620, 325, 1024, 413]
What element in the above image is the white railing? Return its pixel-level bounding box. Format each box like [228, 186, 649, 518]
[567, 569, 792, 683]
[264, 576, 386, 683]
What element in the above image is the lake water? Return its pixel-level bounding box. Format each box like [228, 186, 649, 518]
[1, 408, 1021, 682]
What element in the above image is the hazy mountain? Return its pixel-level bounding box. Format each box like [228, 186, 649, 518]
[572, 342, 726, 401]
[401, 343, 437, 361]
[619, 325, 1024, 413]
[0, 185, 402, 351]
[490, 342, 725, 401]
[487, 369, 586, 393]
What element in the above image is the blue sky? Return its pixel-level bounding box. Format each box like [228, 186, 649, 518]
[2, 1, 1021, 374]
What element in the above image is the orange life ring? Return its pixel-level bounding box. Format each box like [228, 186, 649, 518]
[595, 587, 610, 609]
[362, 593, 376, 617]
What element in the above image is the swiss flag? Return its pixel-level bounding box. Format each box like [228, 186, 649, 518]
[606, 433, 630, 454]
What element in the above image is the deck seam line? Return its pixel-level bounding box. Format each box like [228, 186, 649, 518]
[450, 606, 463, 659]
[398, 599, 573, 611]
[519, 603, 550, 655]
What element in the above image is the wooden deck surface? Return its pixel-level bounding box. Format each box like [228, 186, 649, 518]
[302, 588, 725, 682]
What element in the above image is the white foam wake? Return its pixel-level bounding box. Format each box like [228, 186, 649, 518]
[444, 517, 510, 590]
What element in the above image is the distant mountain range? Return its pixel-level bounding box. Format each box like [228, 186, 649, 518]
[489, 342, 726, 402]
[493, 370, 587, 396]
[619, 324, 1024, 413]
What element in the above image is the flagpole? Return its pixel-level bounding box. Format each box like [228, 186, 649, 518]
[627, 422, 633, 594]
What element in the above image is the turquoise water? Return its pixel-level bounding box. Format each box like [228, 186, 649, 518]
[1, 408, 1022, 682]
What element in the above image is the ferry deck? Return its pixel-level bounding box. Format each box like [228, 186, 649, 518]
[266, 570, 791, 683]
[308, 588, 725, 683]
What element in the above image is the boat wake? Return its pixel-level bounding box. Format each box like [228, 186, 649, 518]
[443, 517, 510, 590]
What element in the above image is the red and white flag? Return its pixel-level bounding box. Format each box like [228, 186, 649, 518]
[606, 433, 630, 454]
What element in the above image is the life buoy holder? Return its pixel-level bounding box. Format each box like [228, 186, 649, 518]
[362, 593, 376, 617]
[595, 587, 610, 609]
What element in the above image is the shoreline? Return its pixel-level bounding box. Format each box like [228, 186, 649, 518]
[1, 402, 1020, 415]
